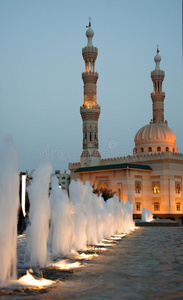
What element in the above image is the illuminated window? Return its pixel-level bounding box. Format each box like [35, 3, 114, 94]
[87, 102, 92, 108]
[175, 182, 181, 194]
[135, 181, 141, 193]
[157, 147, 161, 152]
[148, 147, 152, 152]
[136, 202, 141, 211]
[176, 203, 181, 211]
[154, 202, 160, 211]
[166, 147, 169, 151]
[152, 182, 160, 194]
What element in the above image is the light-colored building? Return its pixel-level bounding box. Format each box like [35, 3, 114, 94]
[51, 170, 70, 192]
[69, 22, 183, 219]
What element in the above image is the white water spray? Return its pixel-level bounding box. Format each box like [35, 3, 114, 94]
[84, 182, 98, 245]
[24, 177, 136, 266]
[0, 138, 19, 286]
[69, 180, 88, 251]
[50, 176, 74, 257]
[25, 161, 52, 267]
[141, 208, 153, 222]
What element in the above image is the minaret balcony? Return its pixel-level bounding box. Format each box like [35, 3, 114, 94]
[82, 72, 98, 84]
[82, 71, 98, 76]
[94, 140, 99, 147]
[80, 105, 101, 121]
[83, 141, 88, 149]
[82, 46, 98, 57]
[151, 70, 165, 81]
[80, 104, 100, 111]
[151, 92, 165, 99]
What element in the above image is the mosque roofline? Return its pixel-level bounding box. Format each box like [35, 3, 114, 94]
[74, 163, 152, 173]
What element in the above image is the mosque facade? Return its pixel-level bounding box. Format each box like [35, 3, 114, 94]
[69, 22, 183, 219]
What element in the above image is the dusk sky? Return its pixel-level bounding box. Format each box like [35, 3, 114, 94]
[0, 0, 182, 173]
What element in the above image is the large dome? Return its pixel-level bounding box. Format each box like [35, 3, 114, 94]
[134, 123, 178, 154]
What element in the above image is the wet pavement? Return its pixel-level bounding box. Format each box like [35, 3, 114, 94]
[1, 226, 183, 299]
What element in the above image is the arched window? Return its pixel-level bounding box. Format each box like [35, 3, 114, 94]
[157, 147, 161, 152]
[176, 203, 181, 211]
[154, 202, 160, 211]
[141, 148, 144, 152]
[135, 181, 141, 193]
[166, 147, 169, 152]
[90, 132, 92, 142]
[148, 147, 152, 152]
[175, 182, 181, 194]
[173, 148, 175, 153]
[152, 182, 160, 194]
[136, 202, 141, 211]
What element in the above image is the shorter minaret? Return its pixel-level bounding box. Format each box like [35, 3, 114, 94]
[80, 20, 101, 166]
[151, 47, 166, 124]
[133, 47, 178, 154]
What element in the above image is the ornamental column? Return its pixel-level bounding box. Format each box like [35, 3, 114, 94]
[80, 20, 101, 166]
[151, 47, 166, 124]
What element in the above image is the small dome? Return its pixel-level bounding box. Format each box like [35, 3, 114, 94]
[154, 53, 161, 63]
[134, 123, 178, 153]
[86, 27, 94, 38]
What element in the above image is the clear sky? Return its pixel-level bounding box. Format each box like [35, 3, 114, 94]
[0, 0, 182, 173]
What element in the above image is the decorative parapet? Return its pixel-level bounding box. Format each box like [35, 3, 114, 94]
[80, 105, 100, 121]
[100, 152, 183, 165]
[69, 162, 81, 172]
[82, 45, 98, 52]
[100, 155, 134, 165]
[80, 104, 100, 110]
[82, 71, 98, 75]
[69, 152, 183, 174]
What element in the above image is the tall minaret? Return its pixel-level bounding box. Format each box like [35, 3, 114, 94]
[80, 20, 101, 166]
[151, 47, 166, 124]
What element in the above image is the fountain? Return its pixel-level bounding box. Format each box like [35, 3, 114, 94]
[49, 178, 135, 256]
[0, 138, 19, 286]
[50, 176, 74, 257]
[25, 161, 52, 267]
[94, 193, 104, 242]
[121, 200, 135, 231]
[69, 180, 88, 251]
[0, 154, 136, 292]
[141, 208, 153, 222]
[84, 181, 98, 245]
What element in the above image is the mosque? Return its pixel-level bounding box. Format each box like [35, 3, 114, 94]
[69, 21, 183, 219]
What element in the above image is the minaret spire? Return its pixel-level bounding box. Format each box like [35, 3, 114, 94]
[86, 17, 91, 28]
[151, 47, 166, 124]
[80, 21, 101, 166]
